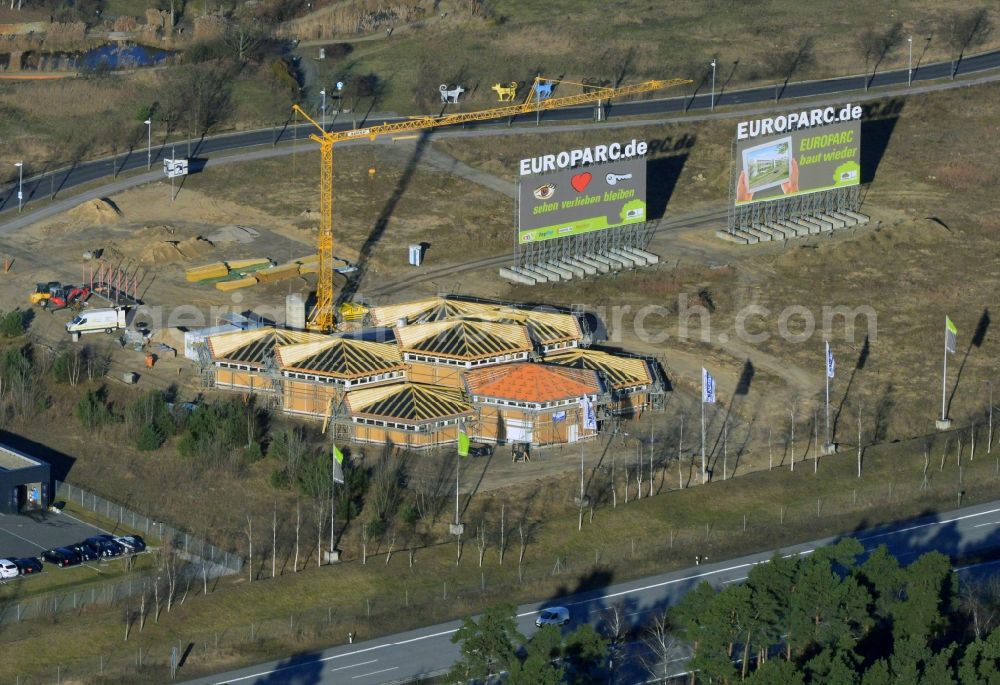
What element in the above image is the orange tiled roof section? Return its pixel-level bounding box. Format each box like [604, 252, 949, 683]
[464, 362, 600, 403]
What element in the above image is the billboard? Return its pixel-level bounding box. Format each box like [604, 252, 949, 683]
[518, 140, 648, 244]
[734, 104, 862, 206]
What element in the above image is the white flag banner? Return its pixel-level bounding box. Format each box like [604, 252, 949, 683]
[582, 395, 597, 430]
[702, 368, 716, 404]
[826, 342, 835, 379]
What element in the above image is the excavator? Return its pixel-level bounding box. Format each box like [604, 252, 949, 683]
[31, 283, 91, 311]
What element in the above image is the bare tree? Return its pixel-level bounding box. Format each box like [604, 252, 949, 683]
[385, 523, 397, 565]
[246, 514, 253, 583]
[224, 19, 267, 62]
[602, 601, 630, 681]
[294, 499, 301, 572]
[476, 521, 487, 568]
[765, 36, 816, 100]
[315, 500, 326, 567]
[857, 402, 864, 478]
[945, 8, 994, 78]
[361, 522, 369, 565]
[858, 22, 904, 89]
[640, 609, 681, 682]
[271, 502, 277, 579]
[789, 403, 797, 472]
[498, 503, 506, 565]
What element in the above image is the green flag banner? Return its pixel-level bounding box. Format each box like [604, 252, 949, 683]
[332, 444, 345, 484]
[946, 316, 957, 354]
[458, 429, 470, 458]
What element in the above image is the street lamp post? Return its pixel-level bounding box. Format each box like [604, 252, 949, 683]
[710, 60, 717, 111]
[14, 161, 23, 213]
[320, 89, 326, 130]
[144, 119, 152, 170]
[907, 36, 913, 86]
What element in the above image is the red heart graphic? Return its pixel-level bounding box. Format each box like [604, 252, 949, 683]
[570, 172, 592, 193]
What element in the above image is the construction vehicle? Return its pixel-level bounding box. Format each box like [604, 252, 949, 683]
[29, 281, 63, 305]
[41, 286, 91, 311]
[291, 75, 692, 332]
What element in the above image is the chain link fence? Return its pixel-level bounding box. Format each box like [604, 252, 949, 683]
[56, 480, 244, 574]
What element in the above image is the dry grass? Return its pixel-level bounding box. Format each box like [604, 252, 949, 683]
[1, 424, 997, 683]
[312, 2, 1000, 114]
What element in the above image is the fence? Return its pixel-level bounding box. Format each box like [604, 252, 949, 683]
[55, 480, 244, 574]
[5, 417, 998, 682]
[0, 481, 244, 628]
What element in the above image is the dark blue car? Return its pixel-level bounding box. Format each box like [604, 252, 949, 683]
[13, 557, 42, 575]
[41, 547, 82, 567]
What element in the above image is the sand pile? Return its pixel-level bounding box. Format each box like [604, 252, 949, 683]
[68, 198, 122, 224]
[176, 237, 214, 259]
[141, 237, 214, 264]
[205, 225, 259, 244]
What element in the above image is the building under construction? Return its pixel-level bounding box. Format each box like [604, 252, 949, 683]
[204, 296, 666, 450]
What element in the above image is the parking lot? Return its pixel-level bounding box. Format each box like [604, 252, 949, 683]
[0, 510, 106, 559]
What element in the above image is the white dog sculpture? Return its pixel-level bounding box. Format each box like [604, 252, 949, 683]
[439, 84, 466, 104]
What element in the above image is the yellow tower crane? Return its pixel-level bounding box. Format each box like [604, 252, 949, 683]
[291, 76, 692, 332]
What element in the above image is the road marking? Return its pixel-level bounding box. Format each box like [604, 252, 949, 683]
[859, 507, 1000, 541]
[0, 526, 46, 550]
[973, 521, 1000, 528]
[330, 659, 377, 672]
[352, 666, 399, 679]
[392, 628, 457, 645]
[204, 507, 1000, 684]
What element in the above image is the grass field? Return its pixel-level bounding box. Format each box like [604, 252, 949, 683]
[2, 21, 1000, 682]
[3, 2, 999, 181]
[0, 423, 996, 682]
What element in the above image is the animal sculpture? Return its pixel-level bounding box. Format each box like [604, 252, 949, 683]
[491, 81, 518, 102]
[439, 84, 465, 104]
[533, 80, 554, 100]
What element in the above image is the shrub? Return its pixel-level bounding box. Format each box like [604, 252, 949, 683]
[270, 467, 290, 489]
[0, 310, 25, 338]
[243, 442, 264, 463]
[75, 390, 114, 430]
[136, 424, 165, 452]
[176, 398, 265, 470]
[268, 57, 299, 97]
[400, 501, 420, 526]
[124, 390, 177, 447]
[323, 42, 352, 59]
[51, 348, 83, 385]
[184, 38, 229, 64]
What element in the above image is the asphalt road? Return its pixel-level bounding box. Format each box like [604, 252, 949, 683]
[181, 499, 1000, 685]
[2, 48, 1000, 218]
[0, 510, 106, 558]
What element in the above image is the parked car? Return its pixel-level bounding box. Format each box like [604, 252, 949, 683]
[114, 535, 147, 553]
[68, 543, 98, 562]
[0, 558, 18, 579]
[13, 557, 42, 575]
[41, 548, 82, 567]
[535, 606, 570, 627]
[84, 536, 124, 558]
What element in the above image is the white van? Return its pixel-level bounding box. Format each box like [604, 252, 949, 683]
[66, 307, 127, 335]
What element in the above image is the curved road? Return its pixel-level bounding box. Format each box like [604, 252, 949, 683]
[3, 48, 1000, 218]
[181, 499, 1000, 685]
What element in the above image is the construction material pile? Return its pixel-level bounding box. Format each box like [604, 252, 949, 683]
[185, 256, 319, 291]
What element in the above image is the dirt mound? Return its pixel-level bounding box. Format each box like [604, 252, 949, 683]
[68, 198, 121, 224]
[140, 237, 213, 264]
[176, 236, 214, 259]
[140, 241, 183, 264]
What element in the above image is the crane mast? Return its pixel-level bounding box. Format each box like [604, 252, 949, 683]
[292, 76, 692, 332]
